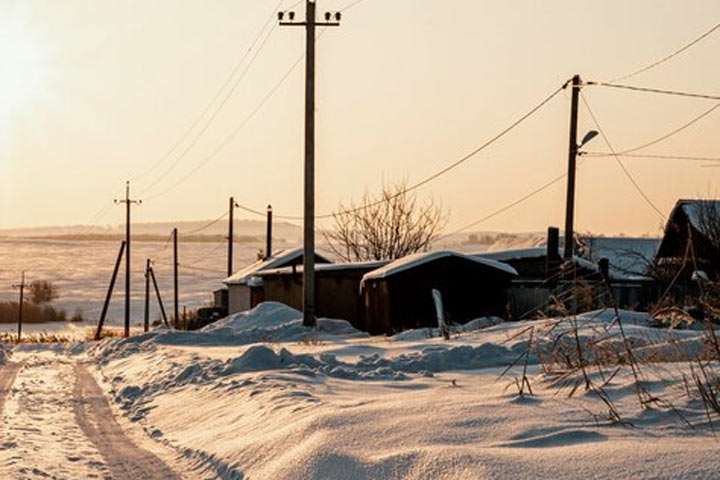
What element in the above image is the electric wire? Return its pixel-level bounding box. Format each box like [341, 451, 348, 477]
[582, 152, 720, 163]
[130, 0, 285, 184]
[232, 81, 569, 221]
[340, 0, 366, 12]
[580, 91, 666, 220]
[586, 81, 720, 101]
[144, 54, 307, 201]
[437, 172, 568, 240]
[610, 22, 720, 82]
[139, 17, 279, 196]
[178, 211, 229, 235]
[608, 102, 720, 155]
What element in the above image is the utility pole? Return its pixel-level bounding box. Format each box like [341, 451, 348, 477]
[563, 74, 581, 260]
[279, 1, 341, 327]
[115, 181, 141, 337]
[95, 241, 126, 340]
[173, 227, 179, 327]
[144, 258, 151, 333]
[149, 266, 169, 326]
[12, 272, 27, 342]
[227, 197, 238, 277]
[266, 205, 273, 259]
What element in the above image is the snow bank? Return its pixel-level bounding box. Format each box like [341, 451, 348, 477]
[391, 316, 503, 341]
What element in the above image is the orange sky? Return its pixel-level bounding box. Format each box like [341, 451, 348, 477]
[1, 0, 719, 237]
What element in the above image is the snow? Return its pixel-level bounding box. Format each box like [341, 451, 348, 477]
[258, 260, 390, 276]
[361, 251, 518, 286]
[224, 248, 332, 285]
[679, 199, 720, 237]
[2, 303, 720, 478]
[577, 237, 660, 280]
[476, 247, 547, 262]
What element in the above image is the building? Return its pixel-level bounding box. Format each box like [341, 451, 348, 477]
[360, 251, 518, 335]
[655, 199, 720, 281]
[223, 248, 331, 315]
[254, 260, 389, 330]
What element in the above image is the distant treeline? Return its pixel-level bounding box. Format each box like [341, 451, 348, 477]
[15, 234, 285, 243]
[0, 302, 83, 324]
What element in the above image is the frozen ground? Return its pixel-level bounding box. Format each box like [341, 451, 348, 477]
[0, 303, 718, 479]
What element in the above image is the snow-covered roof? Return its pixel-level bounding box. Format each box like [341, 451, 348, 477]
[224, 248, 331, 285]
[677, 199, 720, 238]
[361, 251, 518, 286]
[577, 237, 659, 280]
[257, 260, 390, 277]
[476, 247, 548, 262]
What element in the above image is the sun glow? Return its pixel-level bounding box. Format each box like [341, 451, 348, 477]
[0, 14, 50, 116]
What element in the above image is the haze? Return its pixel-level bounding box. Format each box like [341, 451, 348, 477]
[1, 0, 719, 237]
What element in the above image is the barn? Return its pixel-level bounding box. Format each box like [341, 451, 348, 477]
[655, 199, 720, 281]
[360, 251, 518, 335]
[224, 248, 331, 315]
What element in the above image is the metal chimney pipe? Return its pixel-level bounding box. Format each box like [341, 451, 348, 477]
[266, 205, 273, 259]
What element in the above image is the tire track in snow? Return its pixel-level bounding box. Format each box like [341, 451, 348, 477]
[0, 354, 111, 479]
[73, 363, 181, 479]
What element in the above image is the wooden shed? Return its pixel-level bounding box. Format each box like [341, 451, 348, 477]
[360, 251, 518, 335]
[254, 260, 389, 331]
[223, 248, 331, 314]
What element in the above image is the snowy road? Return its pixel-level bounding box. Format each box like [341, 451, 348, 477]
[73, 363, 180, 479]
[0, 351, 180, 479]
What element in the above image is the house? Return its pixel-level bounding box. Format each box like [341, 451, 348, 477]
[360, 251, 518, 335]
[655, 199, 720, 281]
[223, 248, 331, 314]
[475, 228, 662, 317]
[254, 260, 389, 331]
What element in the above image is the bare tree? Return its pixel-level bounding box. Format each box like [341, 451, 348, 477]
[696, 200, 720, 253]
[324, 182, 448, 262]
[29, 280, 59, 305]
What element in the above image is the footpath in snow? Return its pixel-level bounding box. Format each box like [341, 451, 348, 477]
[0, 302, 718, 479]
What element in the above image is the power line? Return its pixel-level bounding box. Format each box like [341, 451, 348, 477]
[340, 0, 366, 12]
[586, 81, 720, 101]
[179, 211, 229, 235]
[183, 240, 227, 267]
[580, 91, 666, 220]
[611, 22, 720, 82]
[130, 0, 285, 185]
[610, 102, 720, 155]
[582, 152, 720, 163]
[437, 172, 568, 240]
[240, 81, 570, 221]
[144, 53, 306, 201]
[140, 18, 279, 196]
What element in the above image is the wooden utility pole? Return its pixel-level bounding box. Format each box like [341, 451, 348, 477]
[227, 197, 238, 277]
[143, 258, 151, 332]
[95, 241, 126, 340]
[266, 204, 273, 259]
[173, 227, 179, 327]
[279, 1, 341, 327]
[11, 272, 27, 342]
[115, 181, 141, 337]
[149, 266, 169, 326]
[563, 74, 581, 260]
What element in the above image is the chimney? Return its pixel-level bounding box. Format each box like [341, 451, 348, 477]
[265, 205, 273, 259]
[546, 226, 560, 278]
[547, 227, 560, 261]
[598, 257, 610, 284]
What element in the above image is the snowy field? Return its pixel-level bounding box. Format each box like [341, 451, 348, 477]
[0, 303, 717, 479]
[0, 239, 276, 330]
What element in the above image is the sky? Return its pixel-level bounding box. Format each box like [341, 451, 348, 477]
[0, 0, 719, 237]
